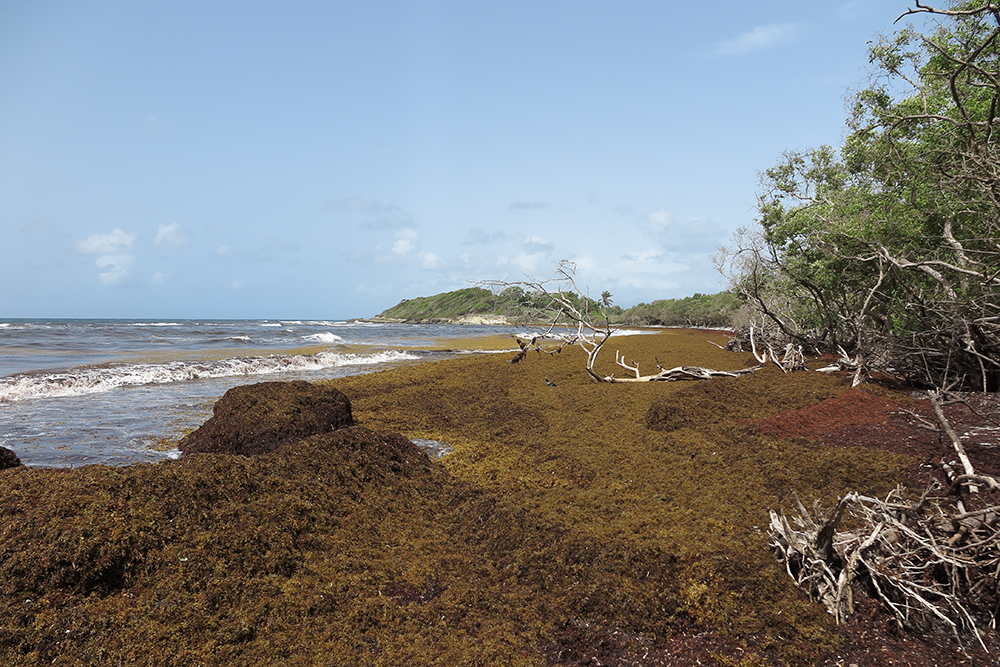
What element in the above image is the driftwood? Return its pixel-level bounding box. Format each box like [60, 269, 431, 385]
[487, 262, 617, 382]
[604, 351, 760, 382]
[511, 333, 761, 383]
[495, 263, 766, 384]
[929, 390, 979, 493]
[770, 394, 1000, 654]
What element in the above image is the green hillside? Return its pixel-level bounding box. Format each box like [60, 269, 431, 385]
[372, 286, 624, 324]
[372, 286, 740, 327]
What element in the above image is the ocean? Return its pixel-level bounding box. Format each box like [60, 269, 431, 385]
[0, 319, 521, 468]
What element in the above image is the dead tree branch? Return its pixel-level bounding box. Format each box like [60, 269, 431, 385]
[482, 261, 615, 382]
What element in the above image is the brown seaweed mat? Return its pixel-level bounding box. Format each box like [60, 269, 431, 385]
[0, 329, 990, 665]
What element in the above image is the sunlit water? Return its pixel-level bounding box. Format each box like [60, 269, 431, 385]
[0, 319, 522, 467]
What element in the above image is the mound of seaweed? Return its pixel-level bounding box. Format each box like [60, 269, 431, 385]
[179, 380, 353, 456]
[0, 426, 705, 665]
[0, 446, 20, 470]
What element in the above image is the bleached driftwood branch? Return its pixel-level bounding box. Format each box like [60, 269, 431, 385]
[485, 261, 616, 383]
[606, 351, 760, 382]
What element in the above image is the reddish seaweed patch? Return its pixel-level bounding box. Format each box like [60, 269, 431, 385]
[753, 387, 899, 438]
[751, 386, 1000, 486]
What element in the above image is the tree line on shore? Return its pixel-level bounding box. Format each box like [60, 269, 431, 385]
[374, 285, 741, 328]
[716, 1, 1000, 392]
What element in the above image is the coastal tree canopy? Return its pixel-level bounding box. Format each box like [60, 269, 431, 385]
[717, 0, 1000, 391]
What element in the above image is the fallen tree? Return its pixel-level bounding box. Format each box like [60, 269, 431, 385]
[482, 261, 761, 383]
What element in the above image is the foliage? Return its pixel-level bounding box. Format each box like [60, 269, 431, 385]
[374, 285, 624, 323]
[623, 291, 742, 328]
[373, 287, 506, 321]
[718, 1, 1000, 391]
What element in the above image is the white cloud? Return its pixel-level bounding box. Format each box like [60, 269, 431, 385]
[522, 235, 554, 253]
[465, 227, 511, 245]
[647, 208, 672, 232]
[151, 272, 168, 285]
[509, 201, 549, 211]
[513, 251, 548, 274]
[75, 228, 135, 255]
[420, 252, 444, 269]
[640, 208, 724, 251]
[718, 23, 798, 56]
[622, 249, 664, 263]
[20, 219, 56, 236]
[75, 228, 136, 286]
[215, 245, 231, 257]
[392, 228, 418, 256]
[95, 254, 133, 286]
[153, 222, 189, 249]
[327, 197, 414, 230]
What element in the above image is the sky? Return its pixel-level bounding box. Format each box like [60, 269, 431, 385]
[0, 1, 935, 319]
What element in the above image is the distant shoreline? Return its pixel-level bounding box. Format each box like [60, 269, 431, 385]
[359, 315, 735, 335]
[360, 314, 514, 326]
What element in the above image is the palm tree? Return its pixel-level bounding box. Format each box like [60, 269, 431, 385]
[600, 291, 613, 308]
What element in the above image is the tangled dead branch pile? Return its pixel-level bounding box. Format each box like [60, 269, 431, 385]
[770, 391, 1000, 655]
[725, 326, 809, 373]
[770, 484, 1000, 655]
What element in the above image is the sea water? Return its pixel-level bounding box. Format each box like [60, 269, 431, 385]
[0, 319, 521, 467]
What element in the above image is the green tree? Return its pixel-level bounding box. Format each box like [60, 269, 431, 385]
[719, 1, 1000, 390]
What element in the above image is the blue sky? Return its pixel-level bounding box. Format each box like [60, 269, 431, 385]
[1, 1, 931, 319]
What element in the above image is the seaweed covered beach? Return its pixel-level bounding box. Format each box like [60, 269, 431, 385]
[0, 329, 993, 665]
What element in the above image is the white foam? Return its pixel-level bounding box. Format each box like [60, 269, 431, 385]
[303, 332, 342, 343]
[0, 350, 418, 403]
[280, 321, 303, 325]
[259, 323, 282, 327]
[131, 322, 181, 327]
[224, 335, 252, 342]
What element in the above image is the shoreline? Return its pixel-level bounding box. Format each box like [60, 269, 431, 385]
[0, 328, 990, 665]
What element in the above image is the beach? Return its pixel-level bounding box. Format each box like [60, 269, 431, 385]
[0, 319, 522, 467]
[0, 328, 993, 665]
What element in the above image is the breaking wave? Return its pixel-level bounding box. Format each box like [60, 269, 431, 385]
[302, 332, 342, 343]
[0, 350, 418, 402]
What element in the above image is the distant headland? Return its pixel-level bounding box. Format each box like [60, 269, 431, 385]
[367, 286, 740, 328]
